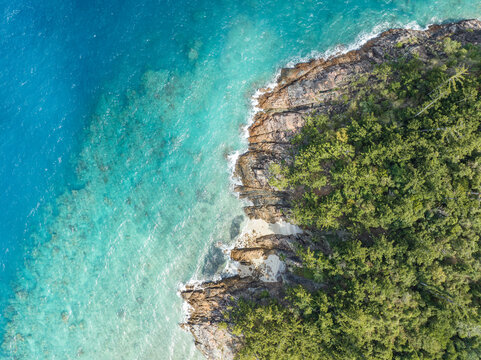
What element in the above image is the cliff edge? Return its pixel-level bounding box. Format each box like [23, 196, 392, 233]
[180, 19, 481, 359]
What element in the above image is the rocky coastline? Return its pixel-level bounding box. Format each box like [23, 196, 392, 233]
[180, 19, 481, 359]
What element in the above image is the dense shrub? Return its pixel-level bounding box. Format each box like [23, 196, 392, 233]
[232, 39, 481, 359]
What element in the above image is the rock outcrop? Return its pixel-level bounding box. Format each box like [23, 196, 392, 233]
[180, 19, 481, 359]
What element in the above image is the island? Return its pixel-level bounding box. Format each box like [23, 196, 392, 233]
[181, 19, 481, 359]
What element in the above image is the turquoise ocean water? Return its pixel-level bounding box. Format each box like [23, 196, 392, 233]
[1, 0, 480, 358]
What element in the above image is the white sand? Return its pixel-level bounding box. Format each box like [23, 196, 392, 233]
[221, 218, 302, 282]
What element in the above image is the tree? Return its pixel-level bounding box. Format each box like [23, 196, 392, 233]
[231, 39, 481, 359]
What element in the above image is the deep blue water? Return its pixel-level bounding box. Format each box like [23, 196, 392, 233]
[1, 0, 480, 358]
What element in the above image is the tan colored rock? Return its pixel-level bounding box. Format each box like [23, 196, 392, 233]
[181, 20, 481, 359]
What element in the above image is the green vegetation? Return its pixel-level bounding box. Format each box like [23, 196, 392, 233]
[231, 39, 481, 359]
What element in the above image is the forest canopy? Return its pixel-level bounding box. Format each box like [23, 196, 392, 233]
[231, 38, 481, 360]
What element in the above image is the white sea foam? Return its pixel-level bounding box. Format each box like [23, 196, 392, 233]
[226, 150, 242, 187]
[180, 294, 195, 323]
[284, 20, 430, 69]
[213, 19, 453, 290]
[217, 22, 402, 286]
[226, 19, 435, 193]
[177, 17, 478, 358]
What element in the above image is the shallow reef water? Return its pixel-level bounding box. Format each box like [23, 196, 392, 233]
[1, 0, 481, 358]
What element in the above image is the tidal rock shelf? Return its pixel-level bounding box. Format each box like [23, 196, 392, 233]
[180, 19, 481, 359]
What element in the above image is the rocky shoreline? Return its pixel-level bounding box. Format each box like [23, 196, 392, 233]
[180, 19, 481, 359]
